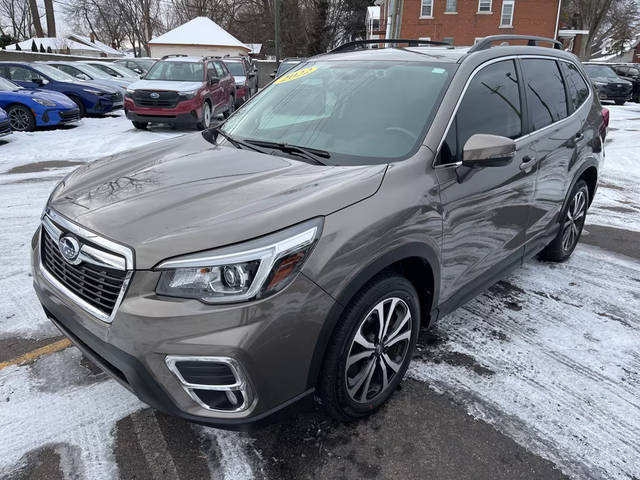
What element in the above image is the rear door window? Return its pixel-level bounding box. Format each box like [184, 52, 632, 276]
[214, 62, 226, 78]
[521, 59, 568, 131]
[560, 62, 590, 112]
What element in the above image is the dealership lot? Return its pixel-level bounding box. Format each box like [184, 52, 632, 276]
[0, 107, 638, 479]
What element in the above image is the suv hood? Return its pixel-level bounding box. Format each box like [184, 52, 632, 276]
[128, 79, 202, 92]
[50, 133, 386, 268]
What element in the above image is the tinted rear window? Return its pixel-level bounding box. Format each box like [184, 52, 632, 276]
[560, 62, 590, 112]
[521, 59, 568, 131]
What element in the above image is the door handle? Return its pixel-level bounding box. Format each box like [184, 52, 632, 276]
[520, 156, 537, 172]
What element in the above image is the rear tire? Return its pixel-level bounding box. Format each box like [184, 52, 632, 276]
[7, 104, 36, 132]
[318, 274, 420, 421]
[614, 99, 625, 105]
[222, 95, 235, 119]
[68, 95, 86, 117]
[132, 121, 147, 130]
[538, 180, 589, 262]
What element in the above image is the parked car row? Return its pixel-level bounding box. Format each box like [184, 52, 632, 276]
[123, 55, 258, 130]
[0, 55, 262, 134]
[583, 62, 639, 105]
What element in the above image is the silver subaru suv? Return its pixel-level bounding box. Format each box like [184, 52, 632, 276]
[32, 36, 605, 426]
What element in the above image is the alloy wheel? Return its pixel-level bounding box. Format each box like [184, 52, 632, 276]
[203, 103, 211, 128]
[8, 107, 31, 131]
[345, 297, 412, 403]
[562, 189, 586, 252]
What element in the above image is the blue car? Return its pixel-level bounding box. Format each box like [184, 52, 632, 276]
[0, 107, 11, 138]
[0, 76, 80, 131]
[0, 61, 123, 117]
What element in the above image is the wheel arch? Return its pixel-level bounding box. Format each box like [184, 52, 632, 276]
[306, 242, 441, 389]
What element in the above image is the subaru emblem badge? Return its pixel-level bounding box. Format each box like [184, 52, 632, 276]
[58, 236, 81, 264]
[150, 92, 160, 99]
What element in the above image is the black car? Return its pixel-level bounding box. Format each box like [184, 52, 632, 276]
[222, 57, 259, 106]
[269, 57, 307, 79]
[607, 64, 640, 102]
[583, 64, 633, 105]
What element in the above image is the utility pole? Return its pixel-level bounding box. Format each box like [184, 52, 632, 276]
[274, 0, 280, 64]
[44, 0, 56, 37]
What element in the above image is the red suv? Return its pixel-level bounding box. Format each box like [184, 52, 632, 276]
[124, 55, 236, 130]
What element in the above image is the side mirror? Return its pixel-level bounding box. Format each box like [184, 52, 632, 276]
[32, 78, 44, 85]
[462, 134, 516, 167]
[209, 77, 220, 85]
[269, 71, 276, 79]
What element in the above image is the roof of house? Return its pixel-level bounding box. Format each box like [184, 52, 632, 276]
[5, 37, 101, 52]
[149, 17, 250, 51]
[67, 34, 124, 56]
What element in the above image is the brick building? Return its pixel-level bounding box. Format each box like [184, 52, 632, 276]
[377, 0, 562, 47]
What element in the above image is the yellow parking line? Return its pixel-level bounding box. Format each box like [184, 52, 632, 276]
[0, 338, 72, 370]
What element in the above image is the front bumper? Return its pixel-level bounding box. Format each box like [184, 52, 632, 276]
[124, 96, 203, 125]
[0, 119, 11, 137]
[596, 84, 632, 101]
[31, 224, 334, 426]
[35, 108, 81, 127]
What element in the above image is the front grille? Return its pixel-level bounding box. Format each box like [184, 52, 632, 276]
[59, 110, 80, 122]
[133, 90, 180, 108]
[41, 228, 126, 316]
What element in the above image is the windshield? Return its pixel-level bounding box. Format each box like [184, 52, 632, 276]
[107, 63, 139, 77]
[0, 77, 21, 91]
[277, 61, 301, 77]
[76, 63, 112, 79]
[145, 61, 203, 82]
[34, 63, 76, 82]
[135, 59, 156, 70]
[222, 60, 455, 165]
[585, 65, 618, 79]
[224, 61, 245, 76]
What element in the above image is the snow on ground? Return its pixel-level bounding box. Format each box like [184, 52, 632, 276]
[0, 112, 183, 339]
[0, 105, 639, 479]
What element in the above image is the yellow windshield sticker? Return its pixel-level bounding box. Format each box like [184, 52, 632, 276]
[274, 66, 318, 84]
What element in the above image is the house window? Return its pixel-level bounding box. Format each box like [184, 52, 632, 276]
[478, 0, 492, 12]
[443, 37, 454, 45]
[500, 0, 514, 26]
[445, 0, 457, 12]
[421, 0, 433, 17]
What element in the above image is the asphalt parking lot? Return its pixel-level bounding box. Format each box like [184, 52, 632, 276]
[0, 106, 639, 480]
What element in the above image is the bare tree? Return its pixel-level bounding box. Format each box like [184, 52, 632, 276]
[0, 0, 34, 40]
[28, 0, 43, 37]
[44, 0, 55, 36]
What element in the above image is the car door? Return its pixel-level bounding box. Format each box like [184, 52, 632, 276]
[206, 62, 222, 109]
[214, 61, 230, 107]
[7, 65, 46, 89]
[434, 59, 537, 304]
[518, 58, 579, 255]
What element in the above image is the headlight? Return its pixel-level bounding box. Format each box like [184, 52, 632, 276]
[178, 89, 198, 99]
[83, 88, 104, 95]
[156, 218, 323, 303]
[125, 88, 135, 97]
[32, 98, 57, 107]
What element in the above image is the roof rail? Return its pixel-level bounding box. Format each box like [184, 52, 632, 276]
[468, 35, 563, 53]
[160, 54, 189, 60]
[329, 38, 451, 53]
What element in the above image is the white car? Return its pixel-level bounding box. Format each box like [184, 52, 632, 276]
[46, 61, 133, 93]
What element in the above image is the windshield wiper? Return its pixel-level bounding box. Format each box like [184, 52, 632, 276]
[244, 140, 331, 165]
[210, 127, 268, 154]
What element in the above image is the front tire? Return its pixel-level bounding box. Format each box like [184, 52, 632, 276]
[68, 95, 86, 117]
[7, 104, 36, 132]
[614, 99, 625, 105]
[538, 180, 589, 262]
[132, 121, 147, 130]
[196, 101, 212, 130]
[318, 274, 420, 421]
